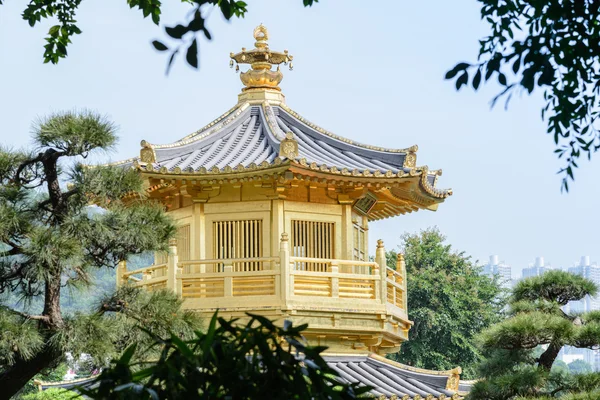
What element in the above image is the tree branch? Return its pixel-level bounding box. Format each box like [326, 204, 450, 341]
[14, 152, 44, 185]
[2, 306, 49, 322]
[36, 187, 79, 210]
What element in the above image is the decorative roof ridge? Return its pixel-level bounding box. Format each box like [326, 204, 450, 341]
[94, 157, 139, 167]
[262, 101, 287, 140]
[134, 157, 290, 176]
[367, 353, 461, 377]
[278, 103, 418, 155]
[141, 102, 250, 150]
[418, 166, 452, 199]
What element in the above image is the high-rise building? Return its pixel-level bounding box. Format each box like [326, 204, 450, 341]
[522, 256, 552, 279]
[567, 256, 600, 314]
[483, 255, 512, 288]
[561, 256, 600, 371]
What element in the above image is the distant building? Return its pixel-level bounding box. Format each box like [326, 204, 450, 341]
[560, 256, 600, 371]
[483, 255, 512, 288]
[568, 256, 600, 313]
[522, 256, 552, 279]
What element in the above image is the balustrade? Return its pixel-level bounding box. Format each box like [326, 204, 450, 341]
[116, 234, 407, 311]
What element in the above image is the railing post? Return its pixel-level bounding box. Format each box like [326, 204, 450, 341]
[330, 262, 339, 298]
[224, 264, 233, 297]
[116, 260, 127, 288]
[279, 233, 291, 302]
[397, 253, 408, 310]
[167, 238, 180, 296]
[375, 239, 387, 304]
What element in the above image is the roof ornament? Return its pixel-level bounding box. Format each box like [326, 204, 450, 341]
[139, 140, 156, 164]
[279, 132, 299, 160]
[230, 24, 293, 92]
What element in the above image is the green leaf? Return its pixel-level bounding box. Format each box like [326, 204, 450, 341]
[186, 38, 198, 69]
[220, 0, 233, 19]
[498, 73, 507, 86]
[473, 68, 482, 90]
[445, 62, 469, 80]
[152, 40, 168, 51]
[119, 343, 137, 365]
[165, 24, 187, 39]
[456, 71, 469, 90]
[49, 25, 60, 36]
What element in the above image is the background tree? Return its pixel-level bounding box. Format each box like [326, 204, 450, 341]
[0, 111, 201, 398]
[568, 360, 593, 375]
[0, 0, 317, 72]
[386, 228, 504, 379]
[446, 1, 600, 191]
[469, 270, 600, 399]
[21, 388, 76, 400]
[83, 312, 369, 400]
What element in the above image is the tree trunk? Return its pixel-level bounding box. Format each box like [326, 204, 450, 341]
[42, 269, 63, 328]
[539, 341, 562, 371]
[0, 344, 60, 400]
[0, 270, 64, 399]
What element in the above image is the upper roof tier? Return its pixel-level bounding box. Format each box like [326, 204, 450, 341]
[110, 25, 451, 207]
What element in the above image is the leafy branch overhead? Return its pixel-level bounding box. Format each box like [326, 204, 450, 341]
[13, 0, 318, 72]
[446, 1, 600, 192]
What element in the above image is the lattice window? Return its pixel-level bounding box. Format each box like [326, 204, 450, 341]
[213, 220, 263, 271]
[291, 220, 334, 272]
[177, 224, 191, 262]
[353, 223, 366, 261]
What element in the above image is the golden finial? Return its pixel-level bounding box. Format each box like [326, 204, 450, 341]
[230, 25, 294, 92]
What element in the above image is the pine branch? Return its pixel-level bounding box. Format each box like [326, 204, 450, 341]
[2, 306, 49, 323]
[14, 152, 44, 185]
[36, 187, 79, 210]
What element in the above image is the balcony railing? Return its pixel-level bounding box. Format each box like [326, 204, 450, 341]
[116, 235, 407, 312]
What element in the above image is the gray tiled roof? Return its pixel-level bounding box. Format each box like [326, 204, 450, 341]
[325, 354, 465, 399]
[37, 354, 470, 399]
[122, 103, 415, 176]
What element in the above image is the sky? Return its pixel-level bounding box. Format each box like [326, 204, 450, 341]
[1, 1, 599, 277]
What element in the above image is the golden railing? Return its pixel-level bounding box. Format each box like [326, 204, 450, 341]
[177, 258, 279, 298]
[116, 235, 407, 311]
[290, 257, 379, 299]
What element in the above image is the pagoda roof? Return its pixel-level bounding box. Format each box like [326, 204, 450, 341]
[113, 101, 449, 200]
[35, 353, 471, 399]
[325, 354, 470, 399]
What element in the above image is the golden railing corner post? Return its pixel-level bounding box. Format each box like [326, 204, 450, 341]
[397, 253, 408, 310]
[279, 232, 291, 302]
[167, 238, 179, 295]
[116, 260, 127, 288]
[375, 239, 387, 303]
[224, 262, 233, 297]
[330, 261, 340, 298]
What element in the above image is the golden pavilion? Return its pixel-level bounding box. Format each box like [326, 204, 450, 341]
[102, 25, 465, 399]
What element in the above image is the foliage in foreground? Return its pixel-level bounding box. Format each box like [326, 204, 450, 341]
[83, 312, 370, 400]
[21, 388, 77, 400]
[0, 110, 198, 398]
[447, 0, 600, 191]
[387, 228, 504, 379]
[1, 0, 318, 71]
[468, 270, 600, 399]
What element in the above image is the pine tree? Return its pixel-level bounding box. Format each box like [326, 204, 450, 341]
[470, 270, 600, 399]
[0, 111, 200, 398]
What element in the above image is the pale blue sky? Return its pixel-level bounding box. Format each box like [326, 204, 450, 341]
[1, 1, 598, 276]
